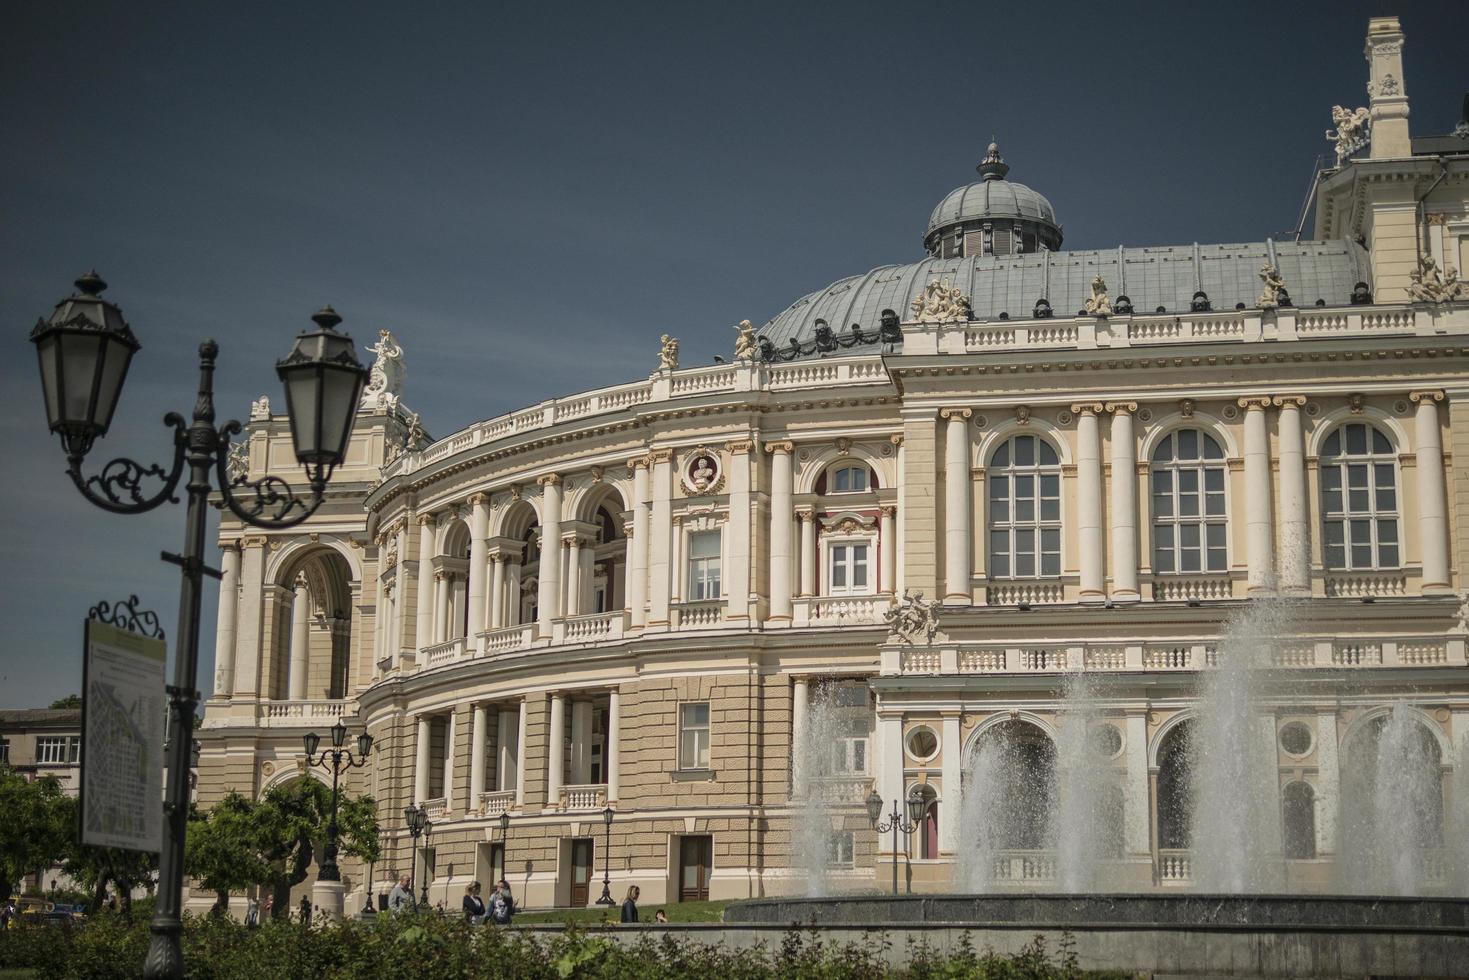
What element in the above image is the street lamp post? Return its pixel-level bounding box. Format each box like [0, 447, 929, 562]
[499, 811, 511, 883]
[865, 789, 930, 896]
[419, 820, 433, 908]
[403, 804, 432, 910]
[595, 806, 615, 906]
[28, 273, 368, 979]
[302, 721, 372, 916]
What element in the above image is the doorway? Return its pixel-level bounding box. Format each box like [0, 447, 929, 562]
[678, 835, 712, 901]
[569, 839, 594, 907]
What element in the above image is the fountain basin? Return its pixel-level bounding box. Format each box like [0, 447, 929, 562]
[723, 892, 1469, 929]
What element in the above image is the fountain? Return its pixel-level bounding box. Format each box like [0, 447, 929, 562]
[790, 682, 865, 896]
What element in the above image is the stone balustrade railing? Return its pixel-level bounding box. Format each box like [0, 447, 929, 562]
[423, 637, 466, 668]
[555, 610, 627, 645]
[1156, 850, 1192, 884]
[883, 636, 1463, 676]
[483, 623, 535, 655]
[990, 849, 1057, 883]
[559, 783, 606, 811]
[477, 790, 515, 816]
[793, 595, 893, 627]
[673, 600, 724, 630]
[421, 797, 448, 818]
[260, 699, 348, 728]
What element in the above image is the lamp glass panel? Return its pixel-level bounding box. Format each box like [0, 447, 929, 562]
[283, 368, 321, 460]
[304, 732, 320, 757]
[57, 330, 103, 425]
[331, 721, 347, 748]
[92, 335, 134, 433]
[317, 365, 361, 464]
[35, 334, 61, 428]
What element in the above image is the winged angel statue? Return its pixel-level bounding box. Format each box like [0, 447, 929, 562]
[883, 589, 943, 645]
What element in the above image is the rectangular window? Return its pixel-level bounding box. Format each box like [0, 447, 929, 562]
[827, 542, 872, 595]
[36, 737, 69, 765]
[826, 830, 855, 868]
[687, 532, 721, 601]
[829, 736, 868, 775]
[678, 702, 710, 770]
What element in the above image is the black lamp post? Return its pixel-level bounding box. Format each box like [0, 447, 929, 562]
[419, 820, 433, 908]
[595, 806, 615, 906]
[403, 803, 432, 910]
[302, 721, 372, 887]
[865, 789, 930, 896]
[28, 273, 367, 979]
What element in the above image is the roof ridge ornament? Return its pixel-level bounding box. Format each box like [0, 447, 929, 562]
[977, 140, 1009, 181]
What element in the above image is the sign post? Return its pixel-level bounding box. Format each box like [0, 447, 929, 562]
[81, 598, 167, 854]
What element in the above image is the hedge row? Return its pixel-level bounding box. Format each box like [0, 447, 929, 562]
[0, 910, 1129, 979]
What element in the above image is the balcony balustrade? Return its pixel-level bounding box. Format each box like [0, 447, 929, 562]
[261, 699, 347, 728]
[987, 581, 1065, 606]
[672, 600, 723, 630]
[559, 783, 607, 811]
[422, 637, 466, 668]
[477, 790, 515, 817]
[556, 610, 627, 645]
[1156, 849, 1192, 884]
[421, 797, 448, 819]
[792, 594, 892, 627]
[483, 623, 535, 655]
[990, 849, 1057, 883]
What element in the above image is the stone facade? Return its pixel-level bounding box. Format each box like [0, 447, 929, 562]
[196, 16, 1469, 914]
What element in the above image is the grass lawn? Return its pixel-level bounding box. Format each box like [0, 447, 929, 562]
[514, 899, 731, 925]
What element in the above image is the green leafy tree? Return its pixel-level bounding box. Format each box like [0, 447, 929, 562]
[0, 770, 73, 904]
[184, 792, 273, 916]
[255, 779, 379, 918]
[62, 842, 157, 918]
[47, 695, 82, 710]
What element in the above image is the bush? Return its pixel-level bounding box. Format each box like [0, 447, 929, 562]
[0, 910, 1126, 979]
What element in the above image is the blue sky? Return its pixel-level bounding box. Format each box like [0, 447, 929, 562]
[1, 0, 1464, 707]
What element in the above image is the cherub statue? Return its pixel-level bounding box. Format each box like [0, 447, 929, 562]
[1407, 255, 1465, 304]
[249, 394, 271, 420]
[732, 319, 757, 360]
[1325, 105, 1370, 163]
[1083, 274, 1112, 316]
[882, 588, 943, 645]
[658, 334, 680, 371]
[1257, 264, 1286, 308]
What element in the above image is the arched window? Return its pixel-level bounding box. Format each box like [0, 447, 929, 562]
[910, 783, 939, 859]
[1282, 781, 1316, 859]
[1150, 429, 1226, 573]
[987, 435, 1061, 578]
[1156, 721, 1193, 850]
[827, 464, 871, 493]
[1319, 422, 1399, 570]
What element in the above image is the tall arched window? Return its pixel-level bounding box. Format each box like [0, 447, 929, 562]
[1319, 422, 1399, 570]
[1150, 429, 1226, 573]
[1282, 781, 1317, 859]
[1156, 721, 1193, 850]
[987, 435, 1061, 578]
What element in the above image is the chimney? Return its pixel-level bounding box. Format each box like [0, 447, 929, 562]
[1365, 16, 1411, 158]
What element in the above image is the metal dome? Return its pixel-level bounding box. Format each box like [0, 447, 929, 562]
[923, 143, 1063, 256]
[926, 177, 1058, 234]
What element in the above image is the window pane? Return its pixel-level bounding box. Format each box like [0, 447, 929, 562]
[1154, 545, 1175, 573]
[1325, 543, 1345, 568]
[1155, 524, 1173, 549]
[1377, 518, 1397, 545]
[1154, 491, 1173, 518]
[1202, 434, 1224, 460]
[1206, 546, 1226, 571]
[1205, 490, 1225, 517]
[1178, 469, 1198, 493]
[1204, 468, 1223, 492]
[833, 468, 849, 492]
[1180, 524, 1200, 549]
[685, 703, 708, 726]
[1346, 424, 1367, 455]
[1015, 528, 1035, 557]
[1180, 548, 1201, 572]
[1153, 469, 1172, 494]
[992, 443, 1009, 467]
[1371, 428, 1391, 454]
[1347, 463, 1368, 490]
[1348, 488, 1369, 512]
[1323, 431, 1340, 456]
[1206, 523, 1225, 549]
[1040, 496, 1059, 522]
[1016, 552, 1035, 577]
[1039, 441, 1059, 465]
[1015, 437, 1034, 466]
[1180, 490, 1199, 517]
[1324, 521, 1344, 546]
[1351, 544, 1372, 567]
[1040, 473, 1059, 499]
[1178, 429, 1198, 459]
[689, 532, 720, 558]
[1016, 496, 1034, 522]
[853, 560, 867, 588]
[853, 468, 868, 491]
[832, 561, 846, 587]
[1378, 544, 1398, 567]
[1349, 519, 1372, 546]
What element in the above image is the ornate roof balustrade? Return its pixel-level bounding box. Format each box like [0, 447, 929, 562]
[252, 699, 348, 729]
[882, 636, 1464, 676]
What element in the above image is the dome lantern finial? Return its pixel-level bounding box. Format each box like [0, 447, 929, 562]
[977, 140, 1009, 181]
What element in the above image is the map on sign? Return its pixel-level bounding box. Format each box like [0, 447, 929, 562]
[81, 620, 166, 852]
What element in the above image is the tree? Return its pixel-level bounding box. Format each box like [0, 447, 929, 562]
[0, 770, 73, 904]
[184, 792, 272, 915]
[62, 842, 157, 918]
[255, 779, 380, 918]
[48, 695, 82, 710]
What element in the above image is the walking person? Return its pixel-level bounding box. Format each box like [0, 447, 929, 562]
[244, 896, 259, 927]
[388, 874, 413, 912]
[463, 881, 485, 923]
[261, 894, 273, 921]
[620, 885, 640, 924]
[298, 895, 312, 925]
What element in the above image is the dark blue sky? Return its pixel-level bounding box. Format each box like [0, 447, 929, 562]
[2, 1, 1464, 707]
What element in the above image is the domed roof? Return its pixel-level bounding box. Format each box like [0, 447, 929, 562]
[926, 143, 1058, 235]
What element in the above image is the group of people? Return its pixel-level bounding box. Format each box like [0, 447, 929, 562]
[459, 879, 516, 925]
[617, 886, 667, 925]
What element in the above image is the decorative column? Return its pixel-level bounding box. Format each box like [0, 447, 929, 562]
[537, 475, 563, 633]
[564, 532, 583, 617]
[230, 537, 267, 697]
[1106, 403, 1140, 600]
[627, 456, 650, 628]
[1240, 397, 1276, 594]
[414, 715, 431, 803]
[547, 693, 566, 808]
[469, 703, 488, 810]
[288, 575, 310, 700]
[434, 571, 452, 644]
[893, 435, 906, 596]
[467, 495, 489, 644]
[489, 555, 506, 630]
[879, 506, 897, 594]
[648, 449, 674, 625]
[413, 514, 436, 651]
[442, 709, 457, 810]
[940, 714, 961, 853]
[1274, 396, 1310, 594]
[941, 408, 972, 602]
[212, 542, 240, 697]
[1314, 710, 1340, 856]
[767, 442, 795, 620]
[791, 677, 808, 797]
[725, 440, 754, 621]
[513, 699, 528, 805]
[1075, 403, 1105, 602]
[1411, 390, 1452, 593]
[798, 510, 817, 597]
[606, 687, 621, 803]
[877, 711, 903, 844]
[1122, 712, 1150, 858]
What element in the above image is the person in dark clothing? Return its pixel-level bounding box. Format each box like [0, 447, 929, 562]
[298, 895, 312, 925]
[619, 885, 640, 923]
[463, 881, 485, 923]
